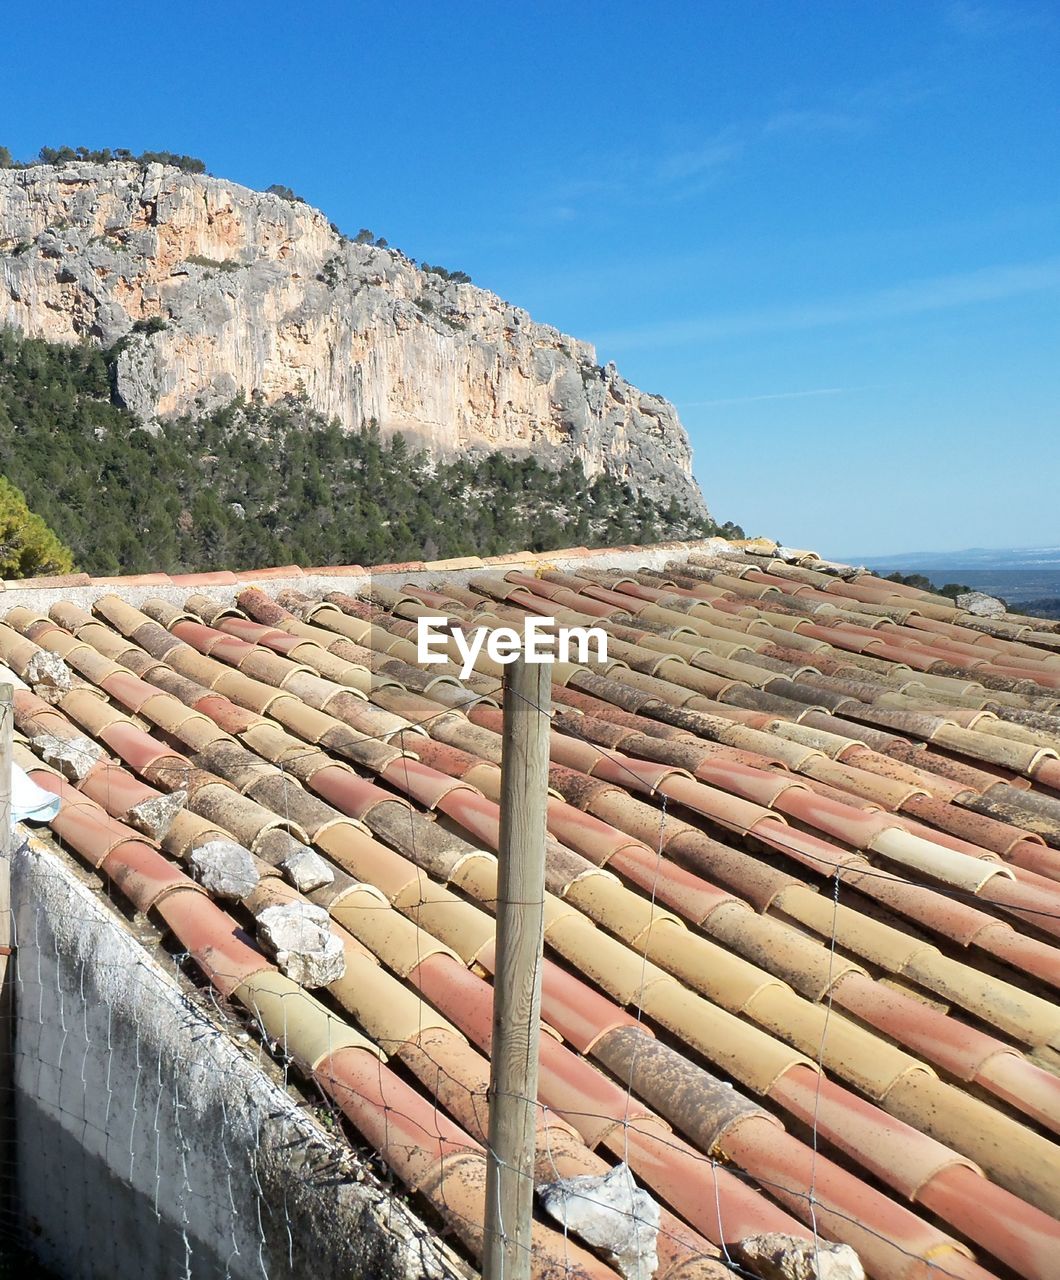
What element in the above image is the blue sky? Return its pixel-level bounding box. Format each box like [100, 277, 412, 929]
[3, 1, 1058, 556]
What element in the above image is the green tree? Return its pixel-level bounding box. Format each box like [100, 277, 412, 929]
[0, 327, 739, 574]
[0, 476, 75, 577]
[886, 571, 972, 598]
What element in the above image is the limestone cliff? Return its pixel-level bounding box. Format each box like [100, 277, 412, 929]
[0, 161, 706, 512]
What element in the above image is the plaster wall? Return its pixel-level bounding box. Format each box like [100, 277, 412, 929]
[10, 834, 468, 1280]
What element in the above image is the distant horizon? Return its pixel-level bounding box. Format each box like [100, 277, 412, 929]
[824, 544, 1060, 609]
[833, 541, 1060, 562]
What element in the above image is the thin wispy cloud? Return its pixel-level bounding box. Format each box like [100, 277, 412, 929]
[595, 257, 1060, 351]
[655, 131, 745, 184]
[536, 73, 931, 218]
[945, 0, 1052, 37]
[835, 68, 938, 115]
[681, 387, 845, 408]
[760, 109, 867, 137]
[653, 107, 875, 190]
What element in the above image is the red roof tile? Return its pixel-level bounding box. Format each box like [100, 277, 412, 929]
[10, 538, 1060, 1280]
[236, 565, 306, 582]
[302, 564, 368, 576]
[169, 570, 240, 587]
[7, 572, 93, 589]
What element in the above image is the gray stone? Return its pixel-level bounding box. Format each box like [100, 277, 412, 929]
[279, 844, 335, 893]
[537, 1162, 659, 1280]
[189, 839, 260, 900]
[732, 1234, 865, 1280]
[126, 788, 187, 841]
[25, 649, 79, 704]
[34, 732, 103, 783]
[255, 902, 345, 988]
[956, 591, 1006, 618]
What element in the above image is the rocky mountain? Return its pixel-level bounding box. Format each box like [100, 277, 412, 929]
[0, 160, 706, 513]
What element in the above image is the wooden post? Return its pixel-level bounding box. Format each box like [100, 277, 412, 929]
[483, 656, 551, 1280]
[0, 684, 14, 1224]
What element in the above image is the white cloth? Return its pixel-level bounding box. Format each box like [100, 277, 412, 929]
[11, 762, 60, 827]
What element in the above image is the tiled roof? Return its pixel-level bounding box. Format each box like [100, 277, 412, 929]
[5, 537, 1060, 1280]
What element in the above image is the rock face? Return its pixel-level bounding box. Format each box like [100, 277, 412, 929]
[0, 161, 706, 512]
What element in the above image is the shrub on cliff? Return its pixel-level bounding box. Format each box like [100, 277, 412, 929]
[0, 145, 207, 173]
[266, 184, 306, 203]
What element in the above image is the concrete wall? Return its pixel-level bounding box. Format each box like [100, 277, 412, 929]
[10, 832, 470, 1280]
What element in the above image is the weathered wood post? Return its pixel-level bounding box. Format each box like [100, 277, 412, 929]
[482, 655, 551, 1280]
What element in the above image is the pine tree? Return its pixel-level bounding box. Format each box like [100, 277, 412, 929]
[0, 327, 737, 574]
[0, 476, 75, 577]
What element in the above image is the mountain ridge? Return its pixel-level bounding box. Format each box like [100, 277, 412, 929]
[845, 546, 1060, 570]
[0, 159, 706, 514]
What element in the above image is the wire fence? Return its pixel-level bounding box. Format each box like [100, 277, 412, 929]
[0, 856, 756, 1280]
[0, 829, 473, 1280]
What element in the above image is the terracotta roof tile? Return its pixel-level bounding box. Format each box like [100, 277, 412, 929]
[89, 572, 176, 587]
[422, 555, 485, 571]
[302, 564, 368, 576]
[169, 570, 240, 587]
[12, 538, 1060, 1279]
[9, 572, 93, 589]
[236, 565, 306, 582]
